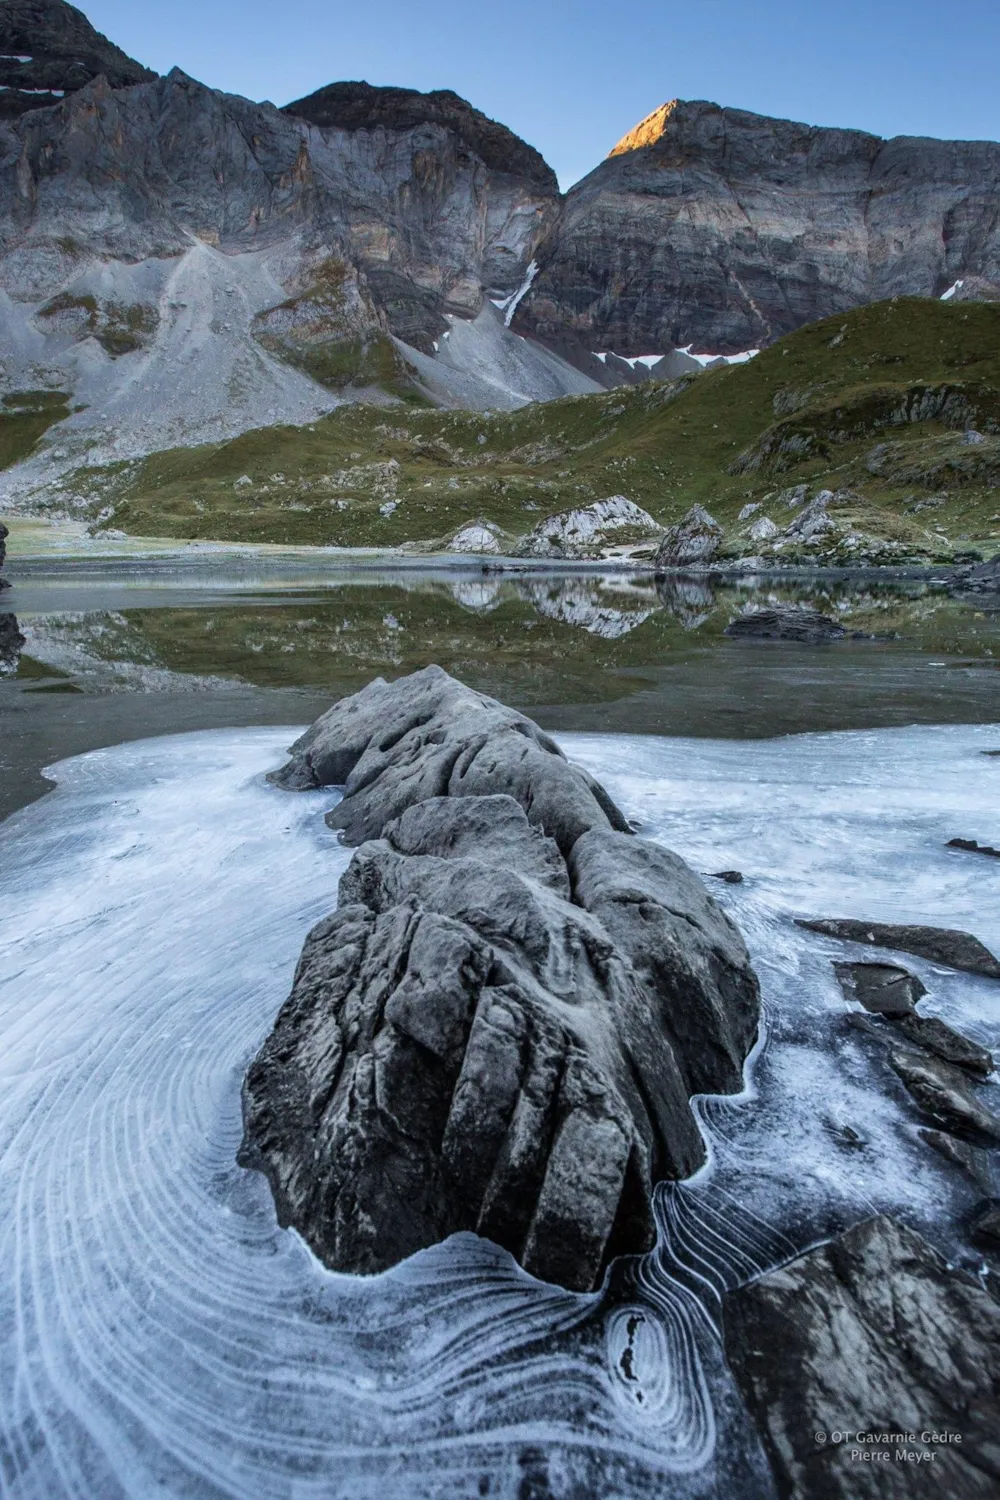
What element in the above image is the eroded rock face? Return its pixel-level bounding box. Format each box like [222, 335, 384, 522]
[243, 668, 761, 1291]
[516, 98, 1000, 356]
[0, 0, 155, 118]
[516, 496, 662, 559]
[653, 505, 722, 569]
[724, 1214, 1000, 1499]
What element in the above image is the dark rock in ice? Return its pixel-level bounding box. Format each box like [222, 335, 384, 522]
[269, 665, 631, 857]
[948, 837, 1000, 859]
[245, 671, 761, 1292]
[0, 521, 9, 590]
[724, 1214, 1000, 1499]
[724, 607, 847, 644]
[890, 1049, 1000, 1142]
[970, 1199, 1000, 1250]
[920, 1130, 994, 1193]
[710, 869, 744, 884]
[0, 612, 26, 675]
[892, 1013, 994, 1077]
[797, 917, 1000, 980]
[833, 960, 926, 1016]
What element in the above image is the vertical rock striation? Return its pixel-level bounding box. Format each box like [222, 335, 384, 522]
[240, 667, 761, 1292]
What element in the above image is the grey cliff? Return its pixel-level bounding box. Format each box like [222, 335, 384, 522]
[516, 99, 1000, 356]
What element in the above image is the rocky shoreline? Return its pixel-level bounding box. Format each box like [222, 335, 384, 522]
[236, 666, 1000, 1498]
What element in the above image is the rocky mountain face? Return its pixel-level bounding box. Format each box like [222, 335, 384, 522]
[1, 1, 1000, 481]
[0, 0, 154, 117]
[515, 98, 1000, 356]
[0, 5, 573, 472]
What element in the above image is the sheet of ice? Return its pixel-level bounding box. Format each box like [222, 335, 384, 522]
[1, 721, 998, 1498]
[941, 280, 964, 301]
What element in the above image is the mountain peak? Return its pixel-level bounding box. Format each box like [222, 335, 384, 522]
[0, 0, 155, 117]
[607, 99, 685, 158]
[283, 80, 558, 194]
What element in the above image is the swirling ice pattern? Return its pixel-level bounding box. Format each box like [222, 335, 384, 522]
[0, 731, 727, 1500]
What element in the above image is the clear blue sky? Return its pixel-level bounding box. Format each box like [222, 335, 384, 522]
[82, 0, 1000, 189]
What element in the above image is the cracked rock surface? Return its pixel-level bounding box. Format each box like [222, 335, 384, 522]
[241, 668, 760, 1291]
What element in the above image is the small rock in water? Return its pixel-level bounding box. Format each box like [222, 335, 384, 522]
[920, 1130, 994, 1193]
[833, 960, 925, 1016]
[797, 917, 1000, 979]
[892, 1013, 994, 1077]
[947, 837, 1000, 859]
[890, 1048, 1000, 1141]
[725, 608, 847, 644]
[709, 869, 744, 884]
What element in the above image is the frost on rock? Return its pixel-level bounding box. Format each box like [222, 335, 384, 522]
[517, 496, 662, 559]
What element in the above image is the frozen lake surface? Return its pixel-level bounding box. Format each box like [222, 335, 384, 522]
[1, 723, 998, 1498]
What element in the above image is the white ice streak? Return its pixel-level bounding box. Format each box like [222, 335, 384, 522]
[941, 281, 965, 301]
[567, 722, 1000, 1256]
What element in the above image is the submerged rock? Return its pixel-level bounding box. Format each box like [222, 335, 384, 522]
[653, 504, 722, 569]
[920, 1131, 994, 1193]
[889, 1049, 1000, 1141]
[244, 669, 761, 1292]
[892, 1014, 994, 1077]
[947, 837, 1000, 859]
[797, 918, 1000, 979]
[724, 1214, 1000, 1499]
[833, 960, 926, 1016]
[725, 608, 847, 644]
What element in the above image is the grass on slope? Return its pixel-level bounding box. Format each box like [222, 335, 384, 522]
[57, 299, 1000, 559]
[0, 391, 73, 470]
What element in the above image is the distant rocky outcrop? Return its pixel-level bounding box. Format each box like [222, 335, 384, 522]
[724, 1214, 1000, 1500]
[240, 667, 760, 1292]
[516, 99, 1000, 356]
[0, 0, 154, 117]
[517, 496, 662, 559]
[0, 521, 8, 588]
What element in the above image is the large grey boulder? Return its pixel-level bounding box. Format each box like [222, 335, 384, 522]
[244, 670, 761, 1292]
[724, 1214, 1000, 1499]
[653, 504, 723, 569]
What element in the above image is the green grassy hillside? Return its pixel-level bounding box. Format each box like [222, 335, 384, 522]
[39, 299, 1000, 561]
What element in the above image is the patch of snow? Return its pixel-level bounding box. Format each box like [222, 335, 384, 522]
[493, 261, 538, 328]
[941, 280, 965, 301]
[679, 345, 759, 367]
